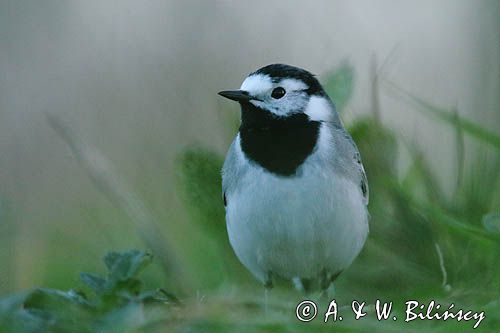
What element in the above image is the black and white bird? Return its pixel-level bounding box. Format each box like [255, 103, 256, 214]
[218, 64, 369, 293]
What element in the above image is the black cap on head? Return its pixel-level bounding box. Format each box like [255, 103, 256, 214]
[251, 64, 325, 96]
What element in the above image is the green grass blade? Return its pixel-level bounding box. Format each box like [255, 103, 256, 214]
[414, 198, 500, 243]
[384, 80, 500, 149]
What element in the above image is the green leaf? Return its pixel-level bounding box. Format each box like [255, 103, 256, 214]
[23, 288, 91, 310]
[139, 288, 181, 305]
[23, 288, 94, 332]
[323, 62, 354, 113]
[0, 250, 176, 332]
[104, 250, 153, 282]
[103, 251, 121, 271]
[113, 278, 143, 296]
[80, 273, 107, 294]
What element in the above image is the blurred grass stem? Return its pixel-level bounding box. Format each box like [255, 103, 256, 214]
[46, 113, 185, 291]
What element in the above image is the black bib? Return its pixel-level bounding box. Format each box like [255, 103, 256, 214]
[239, 103, 320, 177]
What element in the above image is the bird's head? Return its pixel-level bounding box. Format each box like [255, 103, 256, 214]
[219, 64, 337, 123]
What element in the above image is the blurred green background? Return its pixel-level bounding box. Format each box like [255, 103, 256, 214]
[0, 1, 499, 332]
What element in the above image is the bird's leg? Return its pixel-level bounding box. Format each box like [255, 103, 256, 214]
[319, 269, 330, 301]
[329, 270, 343, 283]
[299, 278, 313, 295]
[318, 269, 343, 300]
[323, 270, 343, 299]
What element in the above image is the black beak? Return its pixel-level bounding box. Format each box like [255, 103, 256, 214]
[218, 90, 252, 102]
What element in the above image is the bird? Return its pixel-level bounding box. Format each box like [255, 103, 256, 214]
[218, 64, 369, 294]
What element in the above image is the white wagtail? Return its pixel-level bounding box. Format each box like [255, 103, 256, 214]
[218, 64, 369, 293]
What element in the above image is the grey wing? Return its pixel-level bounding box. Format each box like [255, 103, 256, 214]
[328, 123, 369, 206]
[357, 151, 369, 206]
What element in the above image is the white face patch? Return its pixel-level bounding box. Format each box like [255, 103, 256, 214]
[239, 74, 311, 117]
[279, 78, 308, 92]
[240, 74, 273, 96]
[304, 95, 333, 122]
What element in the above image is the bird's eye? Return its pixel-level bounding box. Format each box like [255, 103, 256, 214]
[271, 87, 286, 99]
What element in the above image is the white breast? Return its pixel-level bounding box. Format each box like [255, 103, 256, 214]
[224, 124, 369, 284]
